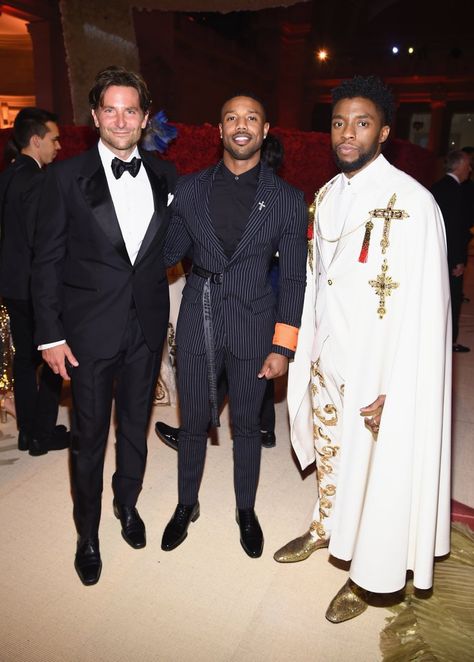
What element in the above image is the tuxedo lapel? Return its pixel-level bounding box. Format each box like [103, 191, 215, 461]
[230, 163, 279, 262]
[135, 152, 168, 263]
[77, 147, 130, 265]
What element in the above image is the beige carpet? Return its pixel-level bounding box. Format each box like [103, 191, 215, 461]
[0, 387, 388, 662]
[0, 255, 473, 662]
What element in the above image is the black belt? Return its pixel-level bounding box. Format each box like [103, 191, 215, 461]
[192, 264, 224, 427]
[192, 265, 223, 285]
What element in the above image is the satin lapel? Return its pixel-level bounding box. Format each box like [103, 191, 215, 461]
[135, 154, 168, 264]
[195, 163, 228, 260]
[77, 147, 130, 265]
[230, 163, 278, 262]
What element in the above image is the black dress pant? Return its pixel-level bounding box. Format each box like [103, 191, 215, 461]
[4, 297, 62, 440]
[177, 347, 267, 509]
[70, 308, 162, 539]
[216, 374, 275, 433]
[450, 273, 463, 343]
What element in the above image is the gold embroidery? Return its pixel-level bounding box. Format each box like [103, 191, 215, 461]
[310, 521, 327, 539]
[315, 404, 338, 426]
[311, 360, 325, 388]
[369, 259, 399, 319]
[317, 426, 331, 442]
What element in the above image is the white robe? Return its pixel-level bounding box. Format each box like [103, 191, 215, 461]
[287, 155, 452, 593]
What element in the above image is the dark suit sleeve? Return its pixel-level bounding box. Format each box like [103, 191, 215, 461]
[22, 171, 45, 249]
[163, 178, 193, 267]
[31, 165, 68, 345]
[271, 189, 308, 358]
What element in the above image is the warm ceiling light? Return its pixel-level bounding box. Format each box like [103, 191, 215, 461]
[316, 49, 328, 61]
[408, 46, 414, 54]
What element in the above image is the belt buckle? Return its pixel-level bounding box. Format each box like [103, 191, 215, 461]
[211, 272, 223, 285]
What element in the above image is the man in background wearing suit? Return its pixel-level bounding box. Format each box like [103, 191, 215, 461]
[431, 149, 472, 352]
[162, 94, 307, 558]
[32, 66, 176, 585]
[0, 107, 67, 456]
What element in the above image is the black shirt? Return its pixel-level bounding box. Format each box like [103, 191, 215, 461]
[209, 162, 260, 258]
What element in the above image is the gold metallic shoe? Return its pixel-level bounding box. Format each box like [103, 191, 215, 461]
[325, 579, 368, 623]
[273, 530, 329, 563]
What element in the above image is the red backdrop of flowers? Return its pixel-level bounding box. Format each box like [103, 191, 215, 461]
[0, 124, 436, 203]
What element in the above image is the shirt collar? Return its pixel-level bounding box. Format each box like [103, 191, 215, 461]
[221, 161, 260, 182]
[98, 140, 140, 167]
[447, 172, 461, 184]
[340, 153, 387, 193]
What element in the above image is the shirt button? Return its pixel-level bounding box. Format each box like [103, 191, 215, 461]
[328, 279, 333, 285]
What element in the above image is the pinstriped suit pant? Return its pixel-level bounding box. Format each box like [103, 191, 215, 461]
[177, 347, 268, 509]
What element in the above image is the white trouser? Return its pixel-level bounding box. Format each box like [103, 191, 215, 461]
[309, 341, 344, 540]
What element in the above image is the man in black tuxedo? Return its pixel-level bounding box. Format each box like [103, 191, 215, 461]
[162, 94, 307, 558]
[431, 149, 472, 352]
[32, 66, 176, 585]
[0, 107, 67, 456]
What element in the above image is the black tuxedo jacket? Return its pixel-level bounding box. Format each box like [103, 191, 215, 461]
[431, 174, 471, 270]
[32, 145, 177, 358]
[164, 161, 308, 360]
[0, 154, 44, 300]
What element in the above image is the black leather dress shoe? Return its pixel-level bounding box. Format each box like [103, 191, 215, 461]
[261, 430, 276, 448]
[28, 438, 48, 457]
[18, 430, 31, 452]
[453, 344, 470, 353]
[113, 500, 146, 548]
[48, 425, 71, 451]
[155, 421, 179, 451]
[75, 537, 102, 586]
[236, 508, 264, 558]
[161, 502, 199, 551]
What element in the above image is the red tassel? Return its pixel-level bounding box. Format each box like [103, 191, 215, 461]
[358, 221, 373, 263]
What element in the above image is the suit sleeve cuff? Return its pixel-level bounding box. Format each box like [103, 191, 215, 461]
[38, 339, 66, 350]
[272, 323, 298, 352]
[271, 344, 294, 359]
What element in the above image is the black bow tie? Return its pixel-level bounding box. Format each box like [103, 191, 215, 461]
[111, 156, 142, 179]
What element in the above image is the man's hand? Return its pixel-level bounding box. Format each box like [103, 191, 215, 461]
[360, 394, 386, 439]
[42, 343, 79, 381]
[258, 352, 288, 379]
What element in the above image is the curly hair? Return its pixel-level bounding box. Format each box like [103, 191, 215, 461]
[88, 65, 152, 113]
[331, 75, 395, 126]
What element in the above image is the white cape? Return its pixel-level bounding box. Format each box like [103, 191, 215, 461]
[288, 155, 452, 593]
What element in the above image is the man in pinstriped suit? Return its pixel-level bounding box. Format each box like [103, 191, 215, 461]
[162, 94, 308, 557]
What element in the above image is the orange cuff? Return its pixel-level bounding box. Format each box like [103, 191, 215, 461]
[272, 323, 299, 352]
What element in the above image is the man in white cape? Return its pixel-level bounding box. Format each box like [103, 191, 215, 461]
[274, 75, 452, 623]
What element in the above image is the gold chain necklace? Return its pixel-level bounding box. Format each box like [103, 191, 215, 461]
[316, 218, 369, 243]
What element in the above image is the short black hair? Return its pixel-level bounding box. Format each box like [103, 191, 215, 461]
[220, 92, 267, 121]
[13, 107, 58, 150]
[331, 75, 395, 127]
[88, 65, 152, 113]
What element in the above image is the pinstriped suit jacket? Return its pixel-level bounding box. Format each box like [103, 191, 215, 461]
[164, 161, 308, 360]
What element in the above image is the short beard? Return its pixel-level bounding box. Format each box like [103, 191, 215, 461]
[333, 143, 379, 174]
